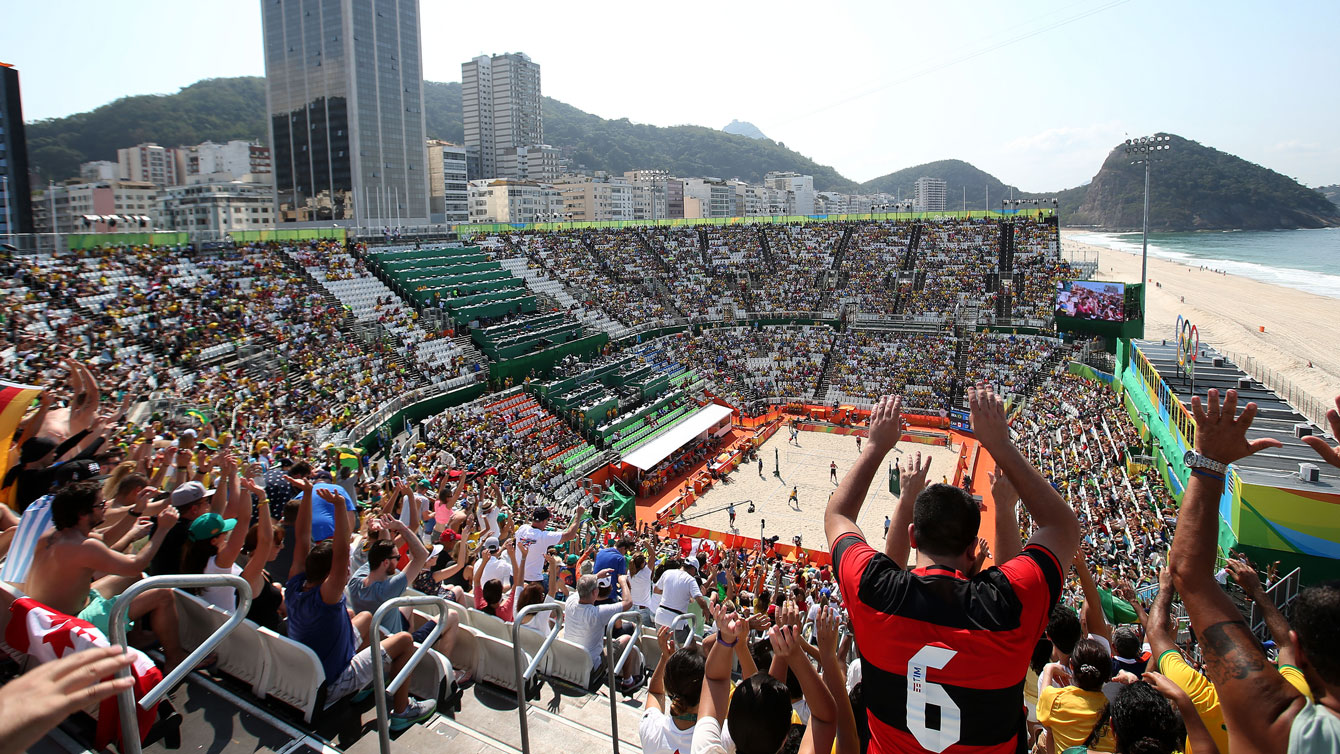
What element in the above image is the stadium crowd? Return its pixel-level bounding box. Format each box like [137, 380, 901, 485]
[2, 214, 1338, 754]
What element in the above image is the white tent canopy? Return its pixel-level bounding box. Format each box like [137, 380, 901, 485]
[621, 404, 733, 471]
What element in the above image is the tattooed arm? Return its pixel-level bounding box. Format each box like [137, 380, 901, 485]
[1170, 389, 1301, 754]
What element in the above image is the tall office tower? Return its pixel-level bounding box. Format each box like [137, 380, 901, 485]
[462, 53, 542, 180]
[262, 0, 429, 226]
[0, 63, 33, 236]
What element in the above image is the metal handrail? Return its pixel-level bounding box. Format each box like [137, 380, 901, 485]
[665, 611, 698, 647]
[110, 574, 253, 754]
[605, 610, 645, 754]
[512, 602, 566, 754]
[369, 594, 450, 754]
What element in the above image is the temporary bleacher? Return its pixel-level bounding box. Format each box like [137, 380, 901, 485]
[368, 246, 538, 325]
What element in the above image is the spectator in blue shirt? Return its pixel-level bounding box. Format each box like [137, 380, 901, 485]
[593, 535, 634, 604]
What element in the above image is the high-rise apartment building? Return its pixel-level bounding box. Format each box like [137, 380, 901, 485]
[0, 63, 33, 236]
[117, 143, 184, 188]
[184, 140, 272, 183]
[764, 172, 816, 216]
[462, 53, 542, 180]
[913, 176, 947, 212]
[426, 139, 469, 224]
[262, 0, 429, 226]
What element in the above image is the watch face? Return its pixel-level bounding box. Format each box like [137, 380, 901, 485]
[1183, 450, 1196, 466]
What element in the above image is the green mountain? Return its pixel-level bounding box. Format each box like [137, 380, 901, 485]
[1064, 135, 1340, 231]
[26, 77, 269, 185]
[857, 159, 1022, 210]
[24, 77, 856, 191]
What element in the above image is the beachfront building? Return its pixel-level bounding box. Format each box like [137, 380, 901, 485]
[183, 140, 272, 184]
[262, 0, 430, 226]
[554, 174, 636, 222]
[427, 140, 470, 225]
[914, 176, 947, 212]
[463, 52, 543, 181]
[160, 181, 275, 233]
[79, 161, 119, 182]
[467, 178, 561, 223]
[117, 143, 184, 188]
[36, 180, 160, 234]
[764, 171, 816, 216]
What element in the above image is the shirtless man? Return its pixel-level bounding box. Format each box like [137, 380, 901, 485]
[25, 480, 188, 669]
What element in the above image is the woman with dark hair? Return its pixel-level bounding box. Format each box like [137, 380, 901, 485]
[641, 627, 707, 754]
[181, 478, 275, 614]
[1038, 637, 1117, 752]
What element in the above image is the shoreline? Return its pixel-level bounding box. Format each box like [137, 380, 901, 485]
[1061, 231, 1340, 424]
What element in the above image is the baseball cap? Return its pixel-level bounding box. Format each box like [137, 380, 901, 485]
[532, 506, 551, 521]
[53, 459, 106, 485]
[483, 536, 500, 551]
[170, 481, 212, 507]
[188, 512, 237, 542]
[181, 429, 198, 439]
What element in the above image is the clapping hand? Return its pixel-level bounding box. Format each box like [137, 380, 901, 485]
[815, 606, 841, 657]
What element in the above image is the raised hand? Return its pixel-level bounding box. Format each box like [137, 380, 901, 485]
[769, 624, 802, 660]
[1225, 558, 1264, 600]
[900, 451, 932, 498]
[1142, 670, 1194, 707]
[1301, 395, 1340, 468]
[710, 603, 745, 644]
[657, 626, 675, 655]
[988, 467, 1018, 506]
[315, 487, 344, 506]
[157, 504, 180, 529]
[969, 383, 1011, 451]
[1190, 388, 1282, 464]
[284, 475, 313, 494]
[815, 607, 841, 657]
[866, 395, 903, 454]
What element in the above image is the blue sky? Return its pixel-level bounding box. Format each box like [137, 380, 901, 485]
[4, 0, 1337, 191]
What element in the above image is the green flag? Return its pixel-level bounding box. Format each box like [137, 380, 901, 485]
[1098, 587, 1139, 625]
[890, 464, 900, 496]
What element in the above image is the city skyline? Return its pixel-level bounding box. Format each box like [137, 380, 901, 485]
[4, 0, 1338, 192]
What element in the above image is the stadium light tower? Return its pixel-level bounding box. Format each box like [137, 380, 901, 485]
[1126, 134, 1172, 315]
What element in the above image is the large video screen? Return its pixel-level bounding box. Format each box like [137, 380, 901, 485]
[1056, 280, 1126, 321]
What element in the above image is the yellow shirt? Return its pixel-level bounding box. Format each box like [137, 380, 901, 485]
[1158, 649, 1230, 754]
[1038, 686, 1116, 753]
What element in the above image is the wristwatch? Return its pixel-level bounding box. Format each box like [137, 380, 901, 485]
[1183, 450, 1227, 475]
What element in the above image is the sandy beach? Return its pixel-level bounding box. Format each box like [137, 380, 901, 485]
[1062, 230, 1340, 424]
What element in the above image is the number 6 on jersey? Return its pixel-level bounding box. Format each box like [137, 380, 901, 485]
[907, 645, 961, 752]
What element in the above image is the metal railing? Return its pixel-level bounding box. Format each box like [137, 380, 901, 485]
[368, 595, 451, 754]
[109, 574, 253, 754]
[512, 602, 566, 754]
[605, 611, 646, 754]
[1221, 348, 1332, 431]
[1249, 566, 1302, 641]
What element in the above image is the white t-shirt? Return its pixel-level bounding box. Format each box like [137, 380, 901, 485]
[476, 506, 501, 538]
[630, 565, 653, 608]
[562, 594, 625, 666]
[481, 556, 514, 589]
[202, 556, 244, 612]
[640, 707, 696, 754]
[515, 524, 564, 582]
[690, 716, 734, 754]
[654, 569, 702, 627]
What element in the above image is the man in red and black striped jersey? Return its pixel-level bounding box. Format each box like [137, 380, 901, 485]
[824, 386, 1080, 754]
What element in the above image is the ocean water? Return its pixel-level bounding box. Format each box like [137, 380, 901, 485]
[1068, 228, 1340, 300]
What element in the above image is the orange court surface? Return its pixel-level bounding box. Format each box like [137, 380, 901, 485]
[656, 424, 1008, 566]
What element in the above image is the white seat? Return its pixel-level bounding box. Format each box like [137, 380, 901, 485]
[173, 590, 268, 695]
[255, 626, 326, 722]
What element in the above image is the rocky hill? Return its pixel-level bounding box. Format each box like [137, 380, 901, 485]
[1064, 135, 1340, 230]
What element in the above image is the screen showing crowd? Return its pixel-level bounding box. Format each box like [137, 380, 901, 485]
[1056, 280, 1126, 321]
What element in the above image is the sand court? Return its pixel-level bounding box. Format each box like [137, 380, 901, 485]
[674, 428, 966, 554]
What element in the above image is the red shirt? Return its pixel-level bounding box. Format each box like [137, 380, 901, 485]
[833, 532, 1062, 754]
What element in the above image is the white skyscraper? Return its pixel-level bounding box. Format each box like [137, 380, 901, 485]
[913, 177, 947, 212]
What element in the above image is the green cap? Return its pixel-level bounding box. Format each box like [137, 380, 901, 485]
[188, 512, 237, 542]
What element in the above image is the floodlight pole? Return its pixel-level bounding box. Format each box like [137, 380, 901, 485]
[1126, 134, 1171, 320]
